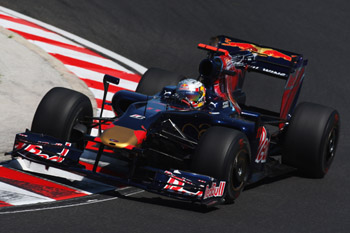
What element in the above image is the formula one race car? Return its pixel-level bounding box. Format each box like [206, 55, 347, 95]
[7, 35, 340, 206]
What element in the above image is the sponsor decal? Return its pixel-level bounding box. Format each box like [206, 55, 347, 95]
[209, 102, 218, 108]
[203, 181, 226, 199]
[222, 101, 229, 108]
[262, 68, 287, 77]
[178, 83, 189, 91]
[250, 66, 286, 77]
[255, 127, 269, 163]
[163, 90, 173, 97]
[222, 38, 292, 62]
[163, 172, 203, 197]
[22, 142, 71, 163]
[129, 114, 146, 120]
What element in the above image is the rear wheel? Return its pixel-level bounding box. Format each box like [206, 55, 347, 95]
[282, 102, 340, 178]
[192, 126, 250, 203]
[136, 67, 185, 95]
[31, 87, 93, 149]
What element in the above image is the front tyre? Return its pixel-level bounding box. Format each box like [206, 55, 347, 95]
[192, 126, 250, 203]
[283, 102, 340, 178]
[31, 87, 93, 149]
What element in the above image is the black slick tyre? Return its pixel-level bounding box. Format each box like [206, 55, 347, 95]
[31, 87, 93, 149]
[136, 67, 185, 95]
[192, 126, 250, 203]
[283, 102, 340, 178]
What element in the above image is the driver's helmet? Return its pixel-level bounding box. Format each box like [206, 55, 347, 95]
[176, 79, 206, 108]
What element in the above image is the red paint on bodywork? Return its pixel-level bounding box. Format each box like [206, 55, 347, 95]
[222, 38, 292, 61]
[134, 129, 147, 145]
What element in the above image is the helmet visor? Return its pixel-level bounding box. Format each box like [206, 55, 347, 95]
[185, 93, 201, 102]
[178, 91, 201, 102]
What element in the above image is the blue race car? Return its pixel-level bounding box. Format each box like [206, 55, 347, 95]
[8, 36, 340, 206]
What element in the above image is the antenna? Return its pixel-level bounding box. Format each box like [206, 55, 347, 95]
[100, 75, 120, 135]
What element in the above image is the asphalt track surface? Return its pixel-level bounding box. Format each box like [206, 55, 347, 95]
[1, 0, 349, 232]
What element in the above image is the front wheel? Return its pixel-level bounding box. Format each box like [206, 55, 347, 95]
[31, 87, 93, 149]
[192, 126, 250, 203]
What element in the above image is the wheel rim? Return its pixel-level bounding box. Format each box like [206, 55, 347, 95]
[231, 150, 248, 191]
[324, 127, 337, 170]
[68, 107, 92, 149]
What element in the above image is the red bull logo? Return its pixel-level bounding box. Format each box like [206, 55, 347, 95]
[259, 49, 292, 62]
[203, 181, 226, 199]
[222, 38, 292, 62]
[178, 83, 189, 91]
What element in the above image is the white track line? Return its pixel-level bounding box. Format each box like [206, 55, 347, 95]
[0, 11, 14, 17]
[0, 182, 54, 205]
[88, 88, 116, 102]
[5, 159, 117, 195]
[95, 108, 116, 118]
[66, 65, 138, 90]
[0, 6, 147, 74]
[30, 40, 134, 73]
[0, 189, 144, 215]
[0, 18, 82, 47]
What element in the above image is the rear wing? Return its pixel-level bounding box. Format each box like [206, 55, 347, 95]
[215, 35, 308, 79]
[209, 35, 308, 123]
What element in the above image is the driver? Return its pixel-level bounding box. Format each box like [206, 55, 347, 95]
[176, 79, 206, 109]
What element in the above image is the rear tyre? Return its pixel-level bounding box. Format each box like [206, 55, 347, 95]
[192, 126, 250, 203]
[283, 102, 340, 178]
[136, 67, 185, 95]
[31, 87, 93, 149]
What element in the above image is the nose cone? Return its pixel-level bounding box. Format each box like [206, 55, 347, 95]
[100, 125, 147, 149]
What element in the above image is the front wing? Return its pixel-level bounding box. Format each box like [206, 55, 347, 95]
[9, 131, 226, 206]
